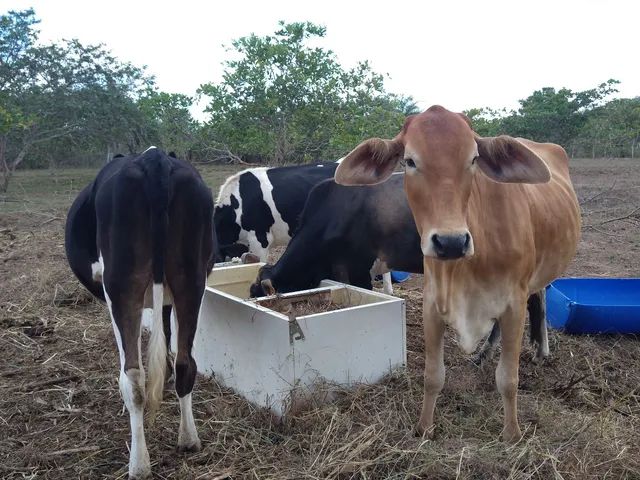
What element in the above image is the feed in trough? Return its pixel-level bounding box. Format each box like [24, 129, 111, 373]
[254, 289, 345, 316]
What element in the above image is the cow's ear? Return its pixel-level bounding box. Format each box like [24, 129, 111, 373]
[475, 136, 551, 184]
[335, 138, 404, 186]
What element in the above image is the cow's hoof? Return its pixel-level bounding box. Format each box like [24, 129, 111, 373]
[414, 423, 436, 439]
[129, 473, 152, 480]
[177, 439, 201, 453]
[128, 465, 152, 480]
[128, 451, 151, 479]
[532, 347, 550, 365]
[531, 354, 546, 365]
[501, 427, 523, 444]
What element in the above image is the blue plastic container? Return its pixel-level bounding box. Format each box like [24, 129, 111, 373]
[546, 278, 640, 334]
[390, 271, 410, 283]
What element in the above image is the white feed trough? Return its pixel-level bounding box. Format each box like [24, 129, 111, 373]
[191, 262, 406, 417]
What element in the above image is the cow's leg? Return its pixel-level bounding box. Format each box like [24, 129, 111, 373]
[351, 266, 373, 290]
[247, 233, 269, 262]
[496, 298, 526, 443]
[416, 306, 446, 438]
[382, 272, 393, 295]
[473, 321, 500, 366]
[163, 305, 174, 382]
[103, 274, 151, 479]
[170, 283, 204, 452]
[528, 289, 549, 362]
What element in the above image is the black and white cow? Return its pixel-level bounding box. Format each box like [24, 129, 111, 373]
[214, 162, 339, 261]
[248, 173, 550, 362]
[65, 147, 215, 479]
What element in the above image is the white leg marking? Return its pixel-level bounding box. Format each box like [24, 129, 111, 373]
[539, 318, 550, 359]
[100, 258, 151, 479]
[177, 393, 200, 451]
[91, 261, 103, 282]
[370, 259, 393, 294]
[141, 309, 154, 332]
[382, 272, 394, 295]
[174, 302, 201, 452]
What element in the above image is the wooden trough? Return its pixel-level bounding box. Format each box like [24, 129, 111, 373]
[190, 262, 407, 417]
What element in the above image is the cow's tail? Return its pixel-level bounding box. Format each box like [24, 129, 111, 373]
[141, 148, 171, 421]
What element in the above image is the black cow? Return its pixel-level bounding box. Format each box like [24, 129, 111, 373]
[65, 147, 214, 479]
[249, 173, 421, 294]
[249, 173, 549, 362]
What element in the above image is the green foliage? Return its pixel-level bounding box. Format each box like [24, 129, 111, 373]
[576, 97, 640, 157]
[0, 8, 161, 189]
[463, 108, 506, 137]
[502, 80, 619, 145]
[199, 21, 415, 163]
[2, 8, 639, 190]
[466, 80, 640, 158]
[137, 91, 197, 159]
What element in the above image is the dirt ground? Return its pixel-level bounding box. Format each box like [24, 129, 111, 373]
[1, 158, 639, 479]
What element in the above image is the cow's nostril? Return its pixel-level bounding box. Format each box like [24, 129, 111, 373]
[432, 234, 443, 252]
[464, 233, 471, 250]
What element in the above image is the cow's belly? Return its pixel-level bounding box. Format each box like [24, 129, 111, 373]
[529, 246, 577, 293]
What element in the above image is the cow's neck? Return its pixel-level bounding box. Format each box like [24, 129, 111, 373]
[423, 258, 462, 316]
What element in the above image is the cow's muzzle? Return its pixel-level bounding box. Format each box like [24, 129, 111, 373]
[424, 231, 473, 260]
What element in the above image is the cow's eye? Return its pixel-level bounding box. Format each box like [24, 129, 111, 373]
[405, 158, 416, 169]
[472, 156, 479, 165]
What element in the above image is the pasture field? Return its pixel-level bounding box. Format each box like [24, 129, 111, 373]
[1, 159, 639, 479]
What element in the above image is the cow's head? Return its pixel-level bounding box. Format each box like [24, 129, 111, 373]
[335, 106, 550, 260]
[249, 265, 277, 298]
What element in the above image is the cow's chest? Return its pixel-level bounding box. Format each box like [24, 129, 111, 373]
[429, 285, 512, 354]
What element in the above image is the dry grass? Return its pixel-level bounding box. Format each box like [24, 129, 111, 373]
[256, 291, 342, 316]
[1, 160, 639, 479]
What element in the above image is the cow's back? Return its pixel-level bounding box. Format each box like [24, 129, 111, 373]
[465, 140, 580, 292]
[520, 141, 581, 291]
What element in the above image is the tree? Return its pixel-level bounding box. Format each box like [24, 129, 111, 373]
[199, 21, 415, 164]
[465, 80, 621, 153]
[463, 107, 506, 137]
[137, 91, 198, 159]
[501, 80, 619, 147]
[577, 97, 640, 158]
[0, 9, 153, 191]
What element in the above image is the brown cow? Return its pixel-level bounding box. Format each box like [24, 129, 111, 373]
[334, 106, 580, 442]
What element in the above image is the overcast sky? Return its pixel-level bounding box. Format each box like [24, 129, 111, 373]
[3, 0, 638, 119]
